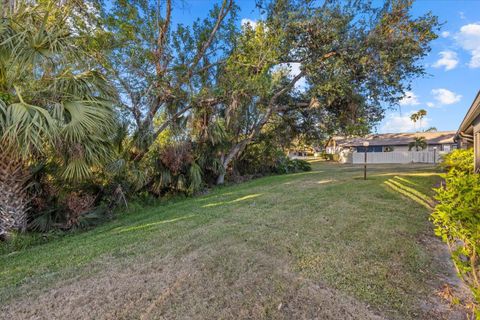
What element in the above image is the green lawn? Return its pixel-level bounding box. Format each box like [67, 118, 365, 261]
[0, 162, 466, 319]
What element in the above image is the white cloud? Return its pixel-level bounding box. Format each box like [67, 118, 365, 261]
[456, 23, 480, 68]
[426, 102, 435, 108]
[431, 88, 462, 105]
[432, 50, 459, 71]
[241, 18, 257, 28]
[288, 62, 307, 91]
[459, 12, 466, 20]
[289, 62, 301, 76]
[380, 111, 430, 133]
[441, 31, 450, 38]
[273, 62, 307, 91]
[399, 91, 420, 106]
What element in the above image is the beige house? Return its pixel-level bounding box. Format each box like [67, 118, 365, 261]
[456, 90, 480, 171]
[325, 131, 456, 164]
[328, 131, 457, 154]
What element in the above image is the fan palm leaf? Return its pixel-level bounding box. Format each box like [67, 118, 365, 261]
[0, 3, 115, 172]
[0, 3, 116, 237]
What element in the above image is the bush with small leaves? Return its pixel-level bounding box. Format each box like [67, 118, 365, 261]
[432, 148, 480, 313]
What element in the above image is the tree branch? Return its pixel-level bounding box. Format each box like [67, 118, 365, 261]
[155, 0, 172, 76]
[188, 0, 233, 76]
[221, 70, 307, 168]
[132, 97, 220, 162]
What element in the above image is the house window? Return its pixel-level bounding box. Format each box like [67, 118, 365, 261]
[357, 146, 383, 153]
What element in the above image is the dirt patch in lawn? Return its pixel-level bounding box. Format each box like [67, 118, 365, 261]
[417, 234, 474, 319]
[1, 239, 470, 320]
[1, 243, 388, 320]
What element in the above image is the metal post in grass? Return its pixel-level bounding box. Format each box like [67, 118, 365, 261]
[433, 146, 437, 164]
[363, 141, 369, 180]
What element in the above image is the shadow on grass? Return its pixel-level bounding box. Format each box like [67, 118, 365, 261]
[383, 176, 435, 209]
[373, 172, 439, 177]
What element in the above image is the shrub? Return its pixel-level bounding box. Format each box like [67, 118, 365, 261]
[160, 143, 194, 175]
[237, 141, 311, 177]
[29, 184, 109, 232]
[322, 153, 340, 162]
[26, 163, 111, 233]
[235, 141, 284, 175]
[64, 192, 97, 228]
[440, 148, 474, 173]
[274, 157, 311, 174]
[292, 159, 312, 172]
[432, 148, 480, 312]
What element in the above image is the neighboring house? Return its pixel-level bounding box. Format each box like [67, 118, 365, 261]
[328, 131, 457, 154]
[456, 90, 480, 171]
[287, 147, 319, 159]
[288, 150, 310, 158]
[325, 131, 456, 164]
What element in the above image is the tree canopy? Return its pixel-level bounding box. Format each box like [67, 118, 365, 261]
[0, 0, 440, 237]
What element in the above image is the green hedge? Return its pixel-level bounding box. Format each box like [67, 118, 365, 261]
[432, 148, 480, 312]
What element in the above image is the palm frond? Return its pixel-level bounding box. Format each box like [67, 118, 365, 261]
[58, 100, 114, 143]
[62, 158, 91, 181]
[0, 4, 115, 181]
[1, 101, 57, 156]
[189, 162, 203, 192]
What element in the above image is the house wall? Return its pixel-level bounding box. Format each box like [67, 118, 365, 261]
[326, 146, 344, 154]
[390, 146, 409, 152]
[355, 146, 383, 153]
[352, 151, 442, 164]
[353, 144, 456, 153]
[428, 144, 457, 152]
[473, 116, 480, 172]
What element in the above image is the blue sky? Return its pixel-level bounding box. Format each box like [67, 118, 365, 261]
[377, 1, 480, 133]
[175, 1, 480, 133]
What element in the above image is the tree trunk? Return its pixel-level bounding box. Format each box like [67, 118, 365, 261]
[0, 149, 29, 240]
[1, 0, 15, 17]
[216, 172, 225, 185]
[216, 153, 227, 185]
[214, 69, 312, 185]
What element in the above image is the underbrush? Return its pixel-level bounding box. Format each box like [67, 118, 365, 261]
[1, 158, 311, 255]
[235, 140, 312, 175]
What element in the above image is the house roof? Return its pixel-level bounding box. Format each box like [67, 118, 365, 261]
[457, 90, 480, 136]
[334, 131, 456, 147]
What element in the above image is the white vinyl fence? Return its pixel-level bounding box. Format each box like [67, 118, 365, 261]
[352, 151, 441, 164]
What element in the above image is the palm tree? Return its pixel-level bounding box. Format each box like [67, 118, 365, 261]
[410, 109, 427, 132]
[417, 109, 427, 130]
[0, 4, 115, 239]
[408, 136, 427, 151]
[410, 113, 419, 131]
